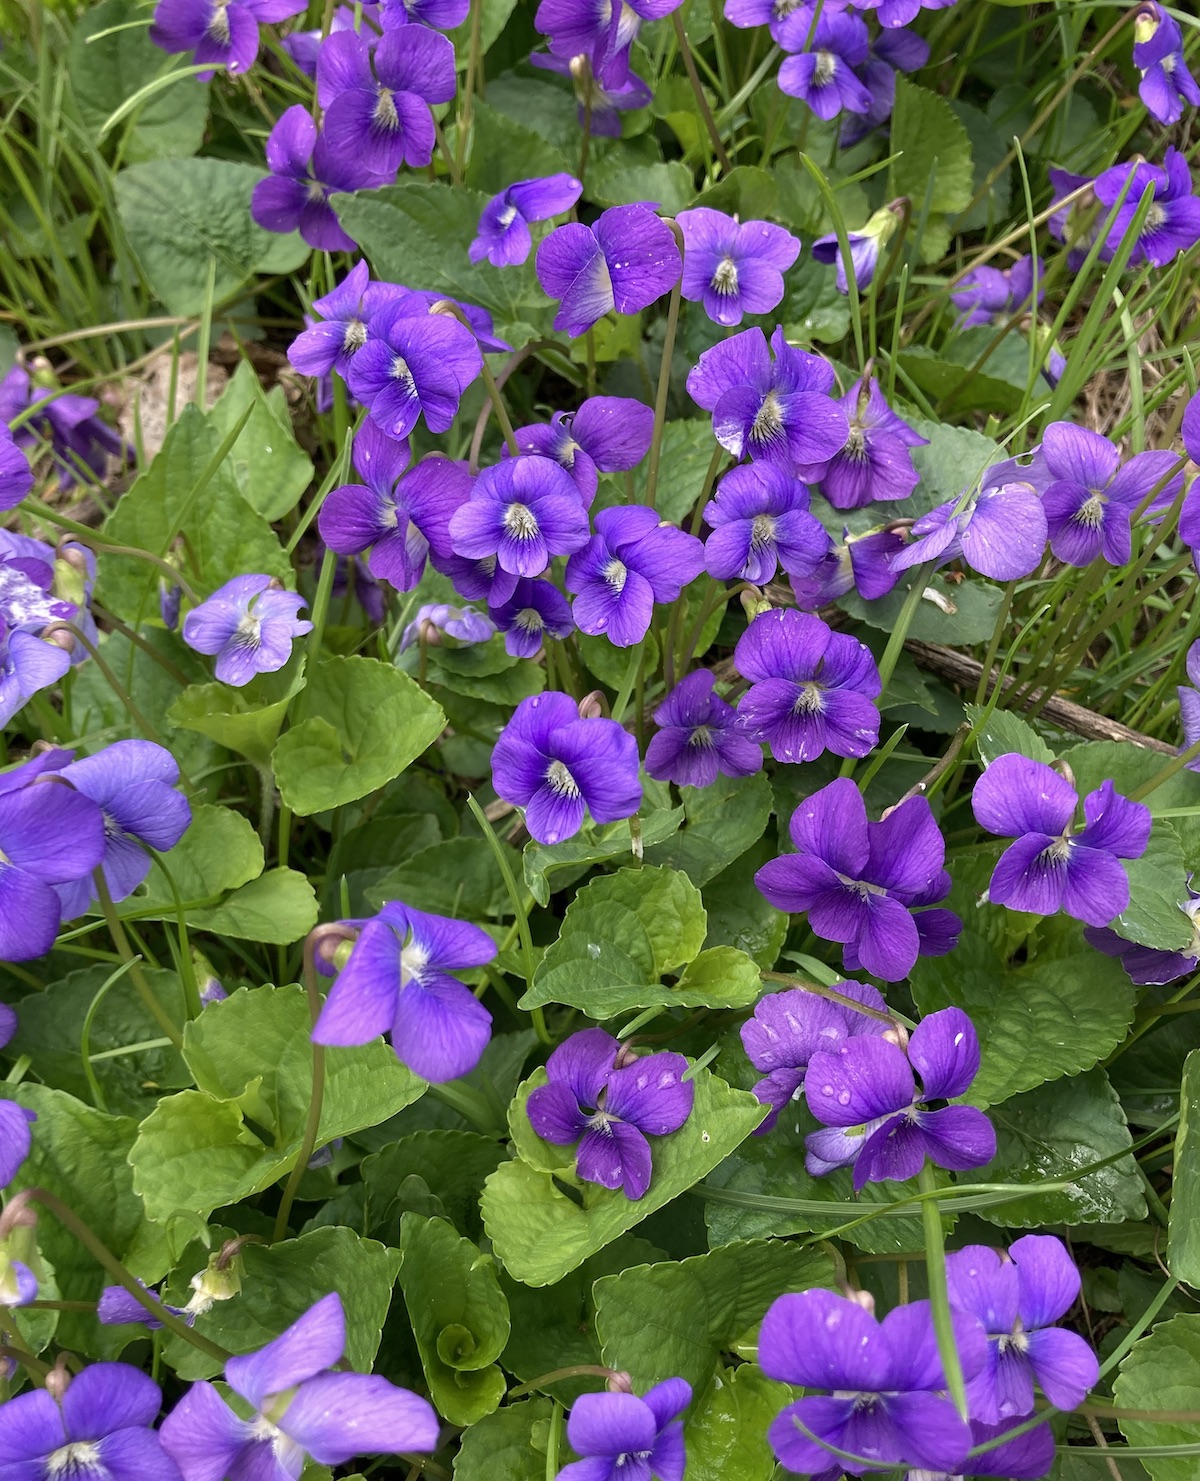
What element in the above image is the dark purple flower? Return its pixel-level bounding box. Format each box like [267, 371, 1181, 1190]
[509, 396, 654, 506]
[559, 1379, 691, 1481]
[251, 105, 376, 252]
[346, 299, 483, 441]
[288, 261, 409, 381]
[400, 291, 513, 353]
[0, 617, 72, 730]
[536, 204, 683, 339]
[183, 575, 311, 686]
[0, 1100, 36, 1190]
[528, 50, 654, 136]
[961, 1418, 1058, 1479]
[400, 601, 494, 651]
[777, 8, 871, 119]
[951, 254, 1044, 329]
[890, 467, 1048, 582]
[839, 26, 929, 148]
[676, 208, 801, 327]
[685, 326, 848, 471]
[1096, 146, 1200, 267]
[740, 979, 890, 1133]
[703, 462, 831, 584]
[534, 0, 680, 83]
[0, 366, 127, 493]
[98, 1281, 192, 1331]
[811, 201, 904, 295]
[492, 690, 641, 844]
[488, 577, 575, 658]
[756, 776, 961, 981]
[858, 0, 959, 24]
[760, 1289, 987, 1478]
[565, 505, 705, 647]
[804, 1007, 996, 1189]
[161, 1293, 438, 1478]
[733, 608, 881, 764]
[645, 668, 763, 788]
[947, 1236, 1099, 1423]
[471, 174, 583, 267]
[449, 455, 590, 590]
[528, 1027, 694, 1200]
[0, 424, 32, 510]
[313, 901, 496, 1081]
[317, 27, 456, 176]
[790, 524, 906, 609]
[0, 1367, 182, 1477]
[972, 753, 1151, 927]
[1134, 4, 1200, 126]
[807, 375, 927, 511]
[380, 0, 469, 28]
[150, 0, 305, 75]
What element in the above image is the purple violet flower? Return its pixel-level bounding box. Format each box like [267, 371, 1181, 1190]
[890, 465, 1048, 582]
[282, 5, 358, 75]
[723, 0, 813, 45]
[777, 8, 872, 120]
[733, 608, 881, 764]
[645, 668, 763, 788]
[972, 753, 1151, 926]
[811, 201, 904, 295]
[510, 395, 654, 506]
[288, 261, 409, 382]
[380, 0, 470, 28]
[807, 375, 927, 510]
[0, 1362, 181, 1479]
[947, 1236, 1099, 1425]
[488, 577, 576, 658]
[958, 1418, 1058, 1480]
[251, 105, 376, 252]
[790, 524, 906, 609]
[528, 50, 654, 137]
[759, 1289, 987, 1478]
[400, 601, 495, 651]
[951, 254, 1044, 329]
[491, 690, 641, 844]
[0, 616, 72, 730]
[839, 26, 930, 148]
[565, 505, 705, 647]
[740, 979, 890, 1133]
[0, 1246, 37, 1308]
[527, 1027, 694, 1200]
[685, 326, 849, 471]
[150, 0, 305, 76]
[448, 455, 590, 592]
[1134, 4, 1200, 126]
[0, 1098, 36, 1190]
[161, 1293, 439, 1478]
[317, 27, 457, 176]
[1086, 894, 1200, 985]
[471, 173, 584, 267]
[536, 203, 683, 339]
[755, 776, 961, 981]
[0, 365, 127, 493]
[98, 1281, 193, 1331]
[1178, 638, 1200, 770]
[559, 1379, 691, 1481]
[346, 298, 484, 441]
[0, 425, 32, 510]
[703, 462, 831, 584]
[675, 207, 801, 327]
[534, 0, 681, 83]
[804, 1006, 997, 1188]
[1096, 146, 1200, 267]
[183, 575, 312, 686]
[313, 901, 496, 1081]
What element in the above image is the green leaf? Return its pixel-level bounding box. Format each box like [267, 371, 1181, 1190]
[644, 772, 775, 887]
[184, 868, 319, 945]
[1169, 1050, 1200, 1287]
[98, 405, 290, 624]
[464, 100, 569, 195]
[684, 1365, 793, 1481]
[208, 362, 313, 521]
[702, 843, 788, 970]
[965, 704, 1055, 766]
[397, 1214, 510, 1427]
[949, 97, 1012, 232]
[888, 76, 974, 262]
[523, 808, 685, 908]
[121, 801, 264, 919]
[1113, 822, 1193, 952]
[896, 344, 1025, 416]
[367, 835, 517, 919]
[589, 159, 695, 215]
[449, 0, 519, 67]
[481, 1067, 765, 1285]
[114, 158, 307, 314]
[593, 1240, 832, 1394]
[168, 668, 306, 767]
[362, 1130, 506, 1241]
[1063, 739, 1200, 863]
[904, 415, 1004, 518]
[422, 639, 547, 706]
[842, 570, 1004, 646]
[629, 420, 716, 526]
[272, 656, 446, 816]
[691, 166, 778, 220]
[451, 1397, 553, 1481]
[69, 0, 209, 162]
[782, 254, 851, 346]
[1113, 1314, 1200, 1481]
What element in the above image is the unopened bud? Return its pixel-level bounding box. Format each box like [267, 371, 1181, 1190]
[568, 52, 591, 84]
[1134, 6, 1161, 45]
[739, 586, 772, 620]
[577, 690, 606, 720]
[418, 618, 443, 648]
[331, 938, 356, 971]
[605, 1369, 633, 1393]
[41, 624, 75, 653]
[185, 1248, 242, 1317]
[843, 1286, 876, 1316]
[882, 1020, 909, 1053]
[45, 1355, 73, 1403]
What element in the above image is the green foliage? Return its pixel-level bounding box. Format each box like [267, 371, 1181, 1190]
[1113, 1315, 1200, 1480]
[1169, 1051, 1200, 1288]
[888, 77, 974, 261]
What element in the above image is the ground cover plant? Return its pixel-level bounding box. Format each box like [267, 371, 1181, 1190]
[3, 0, 1200, 1476]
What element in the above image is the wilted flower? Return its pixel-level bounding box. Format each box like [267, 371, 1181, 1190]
[529, 50, 654, 136]
[811, 201, 904, 294]
[399, 602, 495, 651]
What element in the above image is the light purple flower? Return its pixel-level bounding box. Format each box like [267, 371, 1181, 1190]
[0, 617, 71, 730]
[948, 1236, 1099, 1425]
[807, 375, 927, 510]
[150, 0, 305, 75]
[536, 204, 683, 339]
[471, 174, 583, 267]
[1134, 4, 1200, 126]
[565, 505, 705, 647]
[98, 1281, 192, 1331]
[645, 668, 763, 788]
[182, 574, 312, 687]
[756, 776, 961, 981]
[790, 524, 906, 609]
[972, 753, 1151, 927]
[777, 8, 872, 120]
[1086, 898, 1200, 985]
[251, 105, 377, 253]
[510, 396, 654, 506]
[685, 326, 848, 471]
[346, 299, 484, 441]
[890, 465, 1048, 582]
[703, 462, 831, 584]
[0, 1099, 36, 1190]
[733, 608, 881, 764]
[0, 424, 32, 511]
[740, 979, 889, 1133]
[527, 1027, 694, 1200]
[805, 1007, 997, 1188]
[400, 601, 495, 651]
[448, 455, 590, 593]
[559, 1379, 691, 1481]
[491, 690, 641, 844]
[487, 577, 575, 658]
[1096, 146, 1200, 267]
[839, 25, 929, 147]
[160, 1293, 439, 1477]
[313, 901, 496, 1081]
[1178, 638, 1200, 771]
[0, 1246, 37, 1308]
[760, 1290, 986, 1478]
[676, 208, 800, 327]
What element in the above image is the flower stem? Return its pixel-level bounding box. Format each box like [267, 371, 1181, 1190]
[919, 1161, 968, 1421]
[507, 1365, 620, 1401]
[643, 222, 686, 511]
[94, 871, 183, 1048]
[272, 936, 327, 1242]
[672, 8, 730, 173]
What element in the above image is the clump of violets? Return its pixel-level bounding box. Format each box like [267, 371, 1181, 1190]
[510, 395, 654, 506]
[756, 776, 961, 981]
[529, 50, 653, 137]
[645, 668, 763, 788]
[733, 608, 881, 765]
[807, 373, 927, 510]
[891, 460, 1049, 582]
[470, 173, 583, 266]
[1134, 4, 1200, 126]
[702, 463, 831, 585]
[491, 691, 641, 845]
[150, 0, 305, 75]
[675, 207, 800, 327]
[565, 506, 705, 647]
[536, 203, 683, 338]
[759, 1289, 987, 1477]
[287, 260, 406, 383]
[973, 753, 1151, 927]
[740, 979, 891, 1133]
[182, 574, 312, 686]
[527, 1027, 694, 1199]
[161, 1293, 439, 1478]
[559, 1379, 691, 1481]
[314, 899, 496, 1082]
[812, 201, 904, 294]
[805, 1006, 997, 1187]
